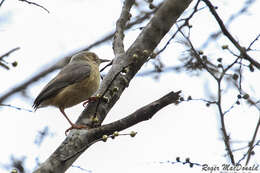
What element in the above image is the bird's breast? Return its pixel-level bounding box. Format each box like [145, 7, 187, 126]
[52, 65, 100, 108]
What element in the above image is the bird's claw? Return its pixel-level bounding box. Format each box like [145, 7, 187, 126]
[65, 124, 88, 136]
[82, 96, 100, 107]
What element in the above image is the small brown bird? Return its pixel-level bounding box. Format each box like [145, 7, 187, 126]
[33, 51, 109, 134]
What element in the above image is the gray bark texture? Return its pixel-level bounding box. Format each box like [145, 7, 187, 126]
[33, 0, 192, 172]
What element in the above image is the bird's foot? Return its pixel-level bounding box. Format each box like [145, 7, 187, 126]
[82, 96, 99, 107]
[65, 124, 89, 136]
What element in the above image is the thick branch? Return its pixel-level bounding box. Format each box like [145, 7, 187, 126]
[93, 91, 181, 135]
[33, 0, 191, 172]
[113, 0, 134, 56]
[62, 91, 181, 162]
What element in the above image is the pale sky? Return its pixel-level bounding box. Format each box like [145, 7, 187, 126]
[0, 0, 260, 173]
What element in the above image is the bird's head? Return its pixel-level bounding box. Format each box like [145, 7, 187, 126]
[70, 51, 110, 65]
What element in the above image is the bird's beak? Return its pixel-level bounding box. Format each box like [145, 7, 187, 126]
[100, 59, 110, 63]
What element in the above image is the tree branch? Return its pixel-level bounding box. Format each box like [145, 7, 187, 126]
[0, 0, 6, 7]
[202, 0, 260, 69]
[93, 91, 181, 135]
[62, 91, 181, 162]
[113, 0, 134, 56]
[0, 47, 20, 70]
[0, 47, 20, 61]
[18, 0, 49, 13]
[178, 26, 237, 164]
[245, 114, 260, 165]
[201, 0, 257, 49]
[33, 0, 191, 172]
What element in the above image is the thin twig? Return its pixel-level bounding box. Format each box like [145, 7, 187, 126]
[0, 47, 20, 70]
[0, 61, 9, 70]
[19, 0, 49, 13]
[178, 27, 218, 80]
[202, 0, 260, 69]
[245, 114, 260, 165]
[223, 101, 237, 116]
[0, 47, 20, 60]
[215, 57, 240, 165]
[238, 58, 243, 92]
[247, 34, 260, 51]
[183, 97, 217, 104]
[0, 103, 33, 112]
[100, 60, 113, 73]
[201, 0, 256, 49]
[157, 0, 201, 56]
[216, 79, 235, 165]
[237, 139, 260, 164]
[179, 25, 237, 165]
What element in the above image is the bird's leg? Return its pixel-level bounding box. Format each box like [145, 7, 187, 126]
[82, 96, 100, 107]
[59, 107, 74, 126]
[59, 107, 88, 135]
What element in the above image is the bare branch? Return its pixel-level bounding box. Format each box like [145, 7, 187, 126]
[93, 91, 181, 135]
[62, 91, 181, 162]
[18, 0, 49, 13]
[0, 47, 20, 61]
[0, 103, 33, 112]
[201, 0, 257, 49]
[178, 27, 218, 79]
[216, 80, 235, 165]
[0, 47, 20, 70]
[0, 61, 9, 70]
[245, 114, 260, 165]
[157, 0, 201, 56]
[0, 0, 6, 7]
[113, 0, 134, 56]
[178, 25, 237, 164]
[202, 0, 260, 69]
[247, 34, 260, 51]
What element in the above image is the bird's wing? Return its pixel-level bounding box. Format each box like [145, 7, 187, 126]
[33, 62, 91, 109]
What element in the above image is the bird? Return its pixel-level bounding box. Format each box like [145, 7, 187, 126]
[33, 51, 109, 134]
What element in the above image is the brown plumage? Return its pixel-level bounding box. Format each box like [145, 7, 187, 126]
[33, 51, 109, 134]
